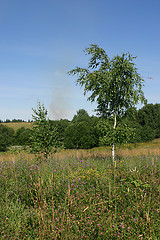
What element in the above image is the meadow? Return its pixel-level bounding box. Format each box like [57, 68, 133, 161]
[1, 122, 33, 131]
[0, 143, 160, 239]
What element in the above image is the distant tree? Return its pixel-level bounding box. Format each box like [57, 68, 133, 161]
[15, 127, 31, 146]
[0, 125, 15, 151]
[140, 125, 155, 142]
[50, 119, 70, 147]
[121, 119, 143, 143]
[12, 119, 24, 123]
[64, 121, 98, 149]
[123, 107, 138, 122]
[68, 44, 146, 163]
[5, 119, 11, 123]
[138, 103, 160, 139]
[72, 109, 91, 122]
[63, 109, 99, 149]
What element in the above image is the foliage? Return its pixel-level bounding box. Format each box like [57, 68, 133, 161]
[30, 102, 60, 156]
[11, 119, 25, 123]
[68, 44, 146, 118]
[1, 103, 160, 152]
[49, 119, 70, 147]
[0, 153, 159, 239]
[64, 121, 98, 149]
[72, 109, 91, 122]
[68, 44, 146, 161]
[123, 107, 138, 122]
[15, 127, 31, 146]
[123, 104, 160, 142]
[63, 109, 99, 149]
[97, 118, 134, 146]
[138, 103, 160, 139]
[140, 125, 155, 142]
[122, 120, 143, 143]
[0, 125, 15, 151]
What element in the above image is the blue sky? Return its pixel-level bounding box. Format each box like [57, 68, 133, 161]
[0, 0, 160, 121]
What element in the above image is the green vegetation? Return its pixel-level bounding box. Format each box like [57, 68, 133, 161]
[0, 44, 159, 239]
[68, 44, 146, 162]
[30, 102, 61, 157]
[0, 125, 15, 152]
[64, 109, 99, 149]
[0, 151, 159, 239]
[1, 103, 160, 152]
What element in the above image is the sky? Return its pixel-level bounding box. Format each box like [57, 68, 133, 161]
[0, 0, 160, 121]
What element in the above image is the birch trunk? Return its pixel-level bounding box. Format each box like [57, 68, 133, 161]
[112, 111, 117, 164]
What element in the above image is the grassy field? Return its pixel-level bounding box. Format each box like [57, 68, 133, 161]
[0, 145, 160, 239]
[1, 122, 33, 131]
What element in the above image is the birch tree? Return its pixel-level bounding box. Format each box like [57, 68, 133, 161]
[68, 44, 146, 163]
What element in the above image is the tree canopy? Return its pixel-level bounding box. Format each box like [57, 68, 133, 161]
[68, 44, 146, 118]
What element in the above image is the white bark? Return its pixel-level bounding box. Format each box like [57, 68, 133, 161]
[112, 111, 117, 164]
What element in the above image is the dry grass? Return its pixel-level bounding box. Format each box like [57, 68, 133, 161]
[1, 122, 33, 131]
[0, 152, 35, 163]
[54, 139, 160, 161]
[0, 138, 160, 163]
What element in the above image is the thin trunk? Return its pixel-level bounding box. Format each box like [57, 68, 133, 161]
[112, 111, 117, 164]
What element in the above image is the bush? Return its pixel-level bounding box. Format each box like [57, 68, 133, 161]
[0, 125, 15, 151]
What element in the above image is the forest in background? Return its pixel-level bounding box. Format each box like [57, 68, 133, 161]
[0, 103, 160, 152]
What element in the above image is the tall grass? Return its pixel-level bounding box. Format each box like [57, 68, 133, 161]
[0, 149, 160, 239]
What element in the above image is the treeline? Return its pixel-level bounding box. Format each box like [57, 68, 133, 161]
[0, 119, 33, 123]
[0, 103, 160, 152]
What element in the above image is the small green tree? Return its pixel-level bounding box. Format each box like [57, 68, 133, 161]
[68, 44, 146, 163]
[30, 102, 59, 158]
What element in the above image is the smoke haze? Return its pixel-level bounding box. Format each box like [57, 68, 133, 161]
[49, 67, 73, 120]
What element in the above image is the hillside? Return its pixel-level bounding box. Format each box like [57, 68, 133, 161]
[1, 122, 33, 131]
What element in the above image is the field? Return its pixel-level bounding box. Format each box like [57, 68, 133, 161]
[0, 144, 160, 239]
[1, 122, 33, 131]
